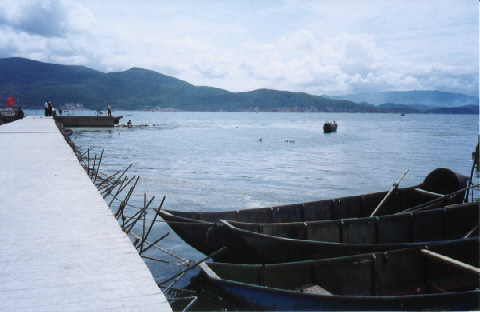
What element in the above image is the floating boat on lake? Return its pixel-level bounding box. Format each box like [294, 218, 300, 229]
[323, 121, 338, 133]
[54, 115, 123, 127]
[218, 201, 478, 263]
[159, 168, 468, 259]
[200, 238, 480, 311]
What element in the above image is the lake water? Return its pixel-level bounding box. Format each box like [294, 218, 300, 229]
[35, 110, 479, 296]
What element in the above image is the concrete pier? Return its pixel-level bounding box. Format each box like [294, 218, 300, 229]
[0, 117, 171, 311]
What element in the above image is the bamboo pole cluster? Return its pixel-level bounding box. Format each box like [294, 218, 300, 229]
[72, 145, 199, 308]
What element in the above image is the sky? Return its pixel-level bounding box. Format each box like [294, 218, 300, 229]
[0, 0, 478, 96]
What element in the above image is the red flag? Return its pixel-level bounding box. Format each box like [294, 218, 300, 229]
[6, 96, 14, 107]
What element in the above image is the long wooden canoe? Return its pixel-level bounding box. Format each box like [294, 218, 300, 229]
[219, 202, 478, 263]
[200, 238, 480, 311]
[159, 168, 468, 258]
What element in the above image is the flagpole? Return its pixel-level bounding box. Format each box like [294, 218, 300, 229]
[14, 86, 19, 107]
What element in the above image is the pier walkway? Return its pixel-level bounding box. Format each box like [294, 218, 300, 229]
[0, 117, 171, 311]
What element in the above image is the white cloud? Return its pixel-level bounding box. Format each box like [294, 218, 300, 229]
[0, 0, 477, 96]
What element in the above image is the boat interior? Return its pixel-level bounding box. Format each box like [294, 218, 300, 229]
[227, 202, 479, 244]
[204, 238, 480, 297]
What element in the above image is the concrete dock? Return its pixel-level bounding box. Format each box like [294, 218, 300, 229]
[0, 117, 171, 311]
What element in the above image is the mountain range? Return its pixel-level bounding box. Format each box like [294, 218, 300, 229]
[0, 57, 477, 114]
[324, 91, 478, 108]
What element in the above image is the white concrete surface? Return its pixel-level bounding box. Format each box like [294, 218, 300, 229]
[0, 117, 171, 311]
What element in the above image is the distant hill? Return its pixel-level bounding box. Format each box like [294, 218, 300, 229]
[1, 58, 477, 113]
[324, 91, 478, 108]
[424, 105, 479, 114]
[0, 57, 375, 112]
[377, 103, 421, 113]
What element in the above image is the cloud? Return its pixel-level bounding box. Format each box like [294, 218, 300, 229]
[0, 1, 68, 37]
[0, 0, 477, 96]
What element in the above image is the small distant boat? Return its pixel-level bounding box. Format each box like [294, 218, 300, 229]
[323, 121, 337, 133]
[200, 238, 480, 311]
[401, 112, 406, 116]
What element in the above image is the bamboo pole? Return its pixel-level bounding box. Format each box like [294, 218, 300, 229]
[397, 184, 479, 214]
[140, 193, 147, 254]
[157, 247, 227, 286]
[140, 196, 166, 254]
[91, 154, 96, 178]
[421, 249, 480, 276]
[464, 225, 479, 238]
[96, 171, 120, 191]
[182, 296, 198, 312]
[117, 175, 137, 195]
[141, 255, 169, 264]
[104, 175, 133, 200]
[93, 149, 104, 184]
[123, 208, 144, 232]
[124, 176, 141, 205]
[370, 169, 409, 217]
[141, 232, 169, 254]
[128, 231, 184, 261]
[464, 146, 477, 202]
[164, 271, 187, 292]
[123, 196, 154, 234]
[87, 149, 90, 176]
[109, 177, 129, 205]
[124, 211, 145, 234]
[101, 163, 132, 195]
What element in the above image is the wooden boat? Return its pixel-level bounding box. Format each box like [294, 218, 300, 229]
[323, 121, 338, 133]
[219, 202, 479, 263]
[159, 168, 468, 258]
[200, 238, 480, 311]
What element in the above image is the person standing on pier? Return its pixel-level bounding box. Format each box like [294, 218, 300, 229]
[17, 106, 24, 119]
[47, 101, 52, 116]
[107, 103, 112, 116]
[59, 107, 63, 116]
[44, 100, 48, 116]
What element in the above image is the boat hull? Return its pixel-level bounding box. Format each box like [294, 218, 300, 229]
[160, 168, 468, 259]
[220, 202, 479, 263]
[323, 122, 338, 133]
[212, 279, 480, 311]
[201, 238, 480, 311]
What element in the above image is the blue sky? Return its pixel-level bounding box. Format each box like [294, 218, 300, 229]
[0, 0, 478, 96]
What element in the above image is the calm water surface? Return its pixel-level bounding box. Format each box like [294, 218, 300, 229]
[55, 111, 478, 292]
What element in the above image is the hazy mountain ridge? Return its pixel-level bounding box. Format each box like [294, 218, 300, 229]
[0, 57, 476, 114]
[324, 91, 478, 108]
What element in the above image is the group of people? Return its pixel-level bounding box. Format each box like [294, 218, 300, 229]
[41, 101, 113, 117]
[44, 100, 62, 117]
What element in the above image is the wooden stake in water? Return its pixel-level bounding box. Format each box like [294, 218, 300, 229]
[91, 154, 97, 178]
[87, 149, 90, 176]
[93, 149, 103, 184]
[141, 193, 146, 254]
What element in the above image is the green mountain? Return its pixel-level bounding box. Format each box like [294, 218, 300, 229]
[0, 57, 375, 112]
[324, 91, 478, 108]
